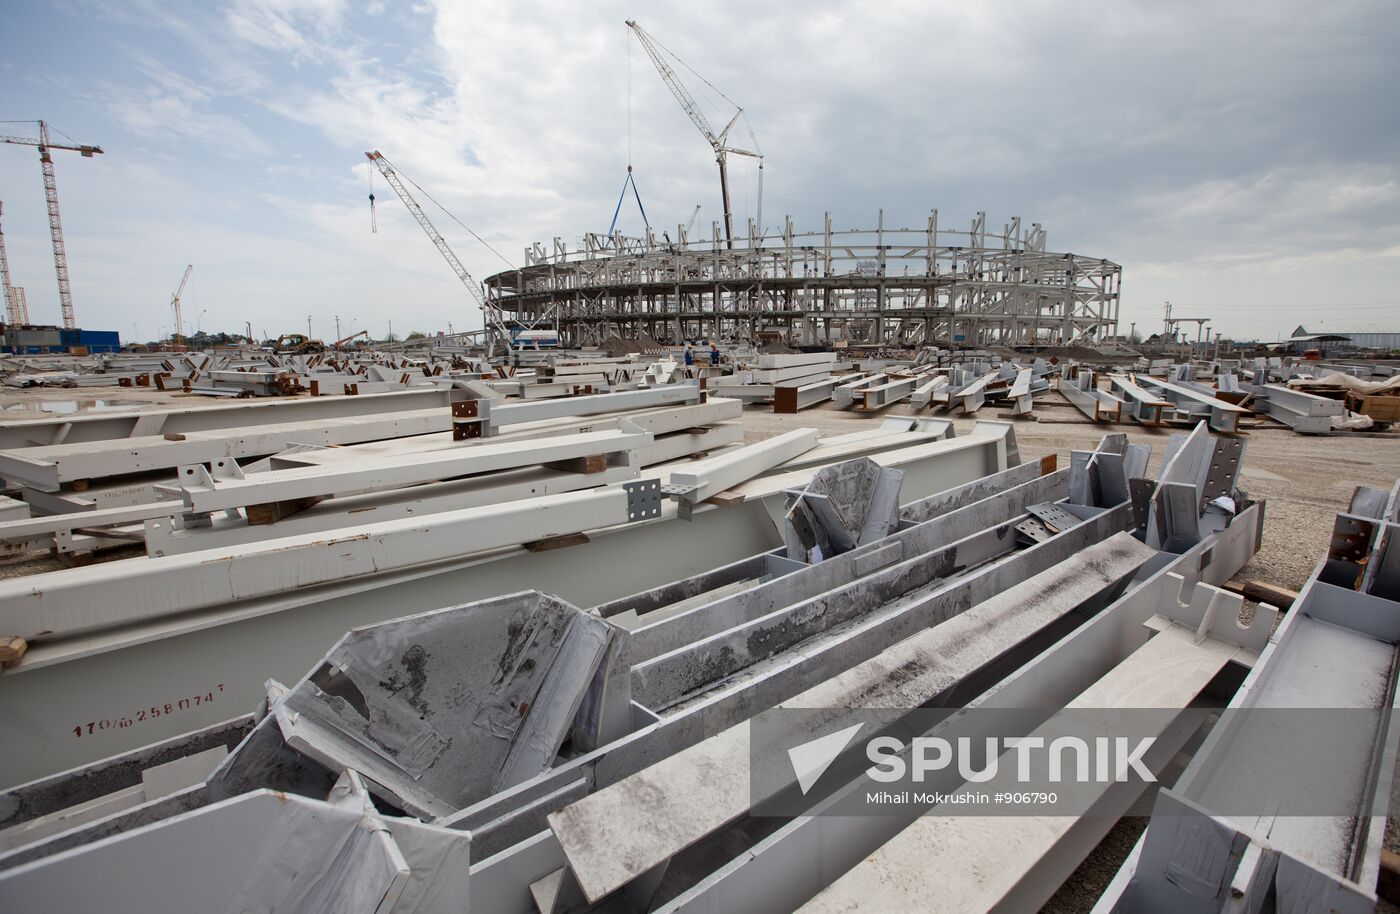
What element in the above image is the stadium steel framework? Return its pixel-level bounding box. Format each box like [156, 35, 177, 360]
[484, 210, 1121, 349]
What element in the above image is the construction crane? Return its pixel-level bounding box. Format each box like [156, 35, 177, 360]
[333, 329, 370, 350]
[170, 265, 193, 346]
[0, 121, 103, 329]
[365, 150, 513, 356]
[0, 200, 26, 325]
[625, 20, 762, 249]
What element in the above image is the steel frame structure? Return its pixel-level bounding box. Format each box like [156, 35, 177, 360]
[486, 210, 1121, 348]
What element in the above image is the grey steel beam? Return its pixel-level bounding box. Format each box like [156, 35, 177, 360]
[773, 378, 842, 413]
[651, 506, 1265, 914]
[1137, 376, 1248, 433]
[1109, 375, 1172, 426]
[911, 373, 949, 410]
[1245, 382, 1342, 435]
[0, 433, 1014, 786]
[1099, 496, 1400, 914]
[168, 429, 648, 515]
[0, 486, 643, 643]
[857, 376, 917, 410]
[1060, 372, 1123, 423]
[475, 383, 702, 436]
[832, 373, 887, 407]
[0, 387, 462, 450]
[663, 429, 820, 506]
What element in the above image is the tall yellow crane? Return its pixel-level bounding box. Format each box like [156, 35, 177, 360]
[625, 20, 762, 249]
[0, 121, 103, 329]
[170, 264, 193, 346]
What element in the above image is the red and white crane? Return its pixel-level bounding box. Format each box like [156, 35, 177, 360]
[0, 200, 27, 325]
[0, 120, 104, 329]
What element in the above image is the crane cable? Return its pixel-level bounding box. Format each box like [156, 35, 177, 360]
[374, 152, 516, 271]
[608, 26, 649, 237]
[368, 166, 377, 233]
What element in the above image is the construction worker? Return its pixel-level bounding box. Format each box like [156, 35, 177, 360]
[710, 341, 721, 366]
[684, 343, 694, 366]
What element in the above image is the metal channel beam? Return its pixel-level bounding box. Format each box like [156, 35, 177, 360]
[147, 461, 644, 557]
[1245, 382, 1342, 435]
[773, 378, 841, 414]
[550, 533, 1158, 904]
[477, 383, 701, 435]
[171, 429, 648, 514]
[833, 374, 887, 408]
[1109, 375, 1172, 426]
[858, 376, 917, 410]
[952, 370, 998, 415]
[1099, 494, 1400, 914]
[0, 434, 1010, 786]
[0, 487, 637, 642]
[1060, 373, 1123, 422]
[911, 374, 949, 410]
[1137, 376, 1248, 433]
[652, 505, 1265, 914]
[0, 408, 457, 492]
[663, 429, 819, 505]
[0, 387, 460, 450]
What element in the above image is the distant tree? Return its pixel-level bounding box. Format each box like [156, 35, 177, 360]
[406, 331, 428, 340]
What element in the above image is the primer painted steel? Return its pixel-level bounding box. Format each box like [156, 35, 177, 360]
[1137, 375, 1249, 433]
[1109, 375, 1173, 426]
[653, 506, 1265, 914]
[0, 432, 1017, 787]
[1097, 486, 1400, 914]
[1246, 382, 1343, 435]
[0, 387, 461, 450]
[170, 429, 648, 514]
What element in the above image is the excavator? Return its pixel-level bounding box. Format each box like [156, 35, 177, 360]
[275, 333, 325, 354]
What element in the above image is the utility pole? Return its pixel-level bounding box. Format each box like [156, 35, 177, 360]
[307, 315, 313, 338]
[334, 315, 341, 342]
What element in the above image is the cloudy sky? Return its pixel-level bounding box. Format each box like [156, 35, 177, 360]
[4, 0, 1397, 343]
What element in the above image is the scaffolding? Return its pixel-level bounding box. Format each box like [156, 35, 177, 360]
[485, 209, 1121, 348]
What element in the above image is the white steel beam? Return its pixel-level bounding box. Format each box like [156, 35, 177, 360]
[0, 487, 636, 642]
[169, 429, 648, 514]
[663, 428, 820, 505]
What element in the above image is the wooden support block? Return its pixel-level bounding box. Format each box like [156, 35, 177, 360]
[546, 454, 610, 475]
[0, 635, 27, 663]
[703, 490, 746, 507]
[1378, 848, 1400, 905]
[524, 532, 591, 552]
[246, 496, 325, 526]
[163, 433, 187, 441]
[1222, 579, 1299, 610]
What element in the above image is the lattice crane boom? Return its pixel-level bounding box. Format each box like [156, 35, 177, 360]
[0, 201, 18, 325]
[625, 20, 763, 249]
[0, 121, 103, 330]
[365, 151, 512, 354]
[171, 264, 193, 345]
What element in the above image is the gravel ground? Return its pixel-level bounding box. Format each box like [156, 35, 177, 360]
[3, 385, 1398, 908]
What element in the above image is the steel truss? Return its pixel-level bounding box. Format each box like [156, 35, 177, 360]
[486, 210, 1121, 348]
